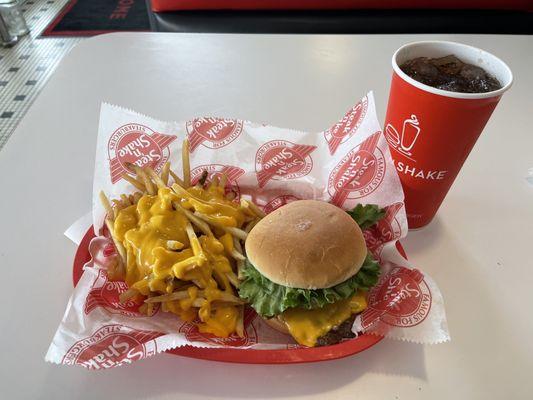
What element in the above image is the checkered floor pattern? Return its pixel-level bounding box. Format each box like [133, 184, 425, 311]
[0, 0, 83, 150]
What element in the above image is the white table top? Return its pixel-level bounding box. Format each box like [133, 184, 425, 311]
[1, 33, 532, 400]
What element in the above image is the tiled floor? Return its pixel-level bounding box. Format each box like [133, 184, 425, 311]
[0, 0, 83, 150]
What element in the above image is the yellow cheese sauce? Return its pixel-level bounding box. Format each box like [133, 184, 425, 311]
[281, 291, 368, 347]
[112, 184, 248, 338]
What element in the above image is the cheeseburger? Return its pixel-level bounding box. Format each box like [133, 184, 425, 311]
[239, 200, 383, 347]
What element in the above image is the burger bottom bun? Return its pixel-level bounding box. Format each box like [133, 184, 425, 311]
[263, 316, 289, 335]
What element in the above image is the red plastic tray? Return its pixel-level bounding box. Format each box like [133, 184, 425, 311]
[73, 227, 393, 364]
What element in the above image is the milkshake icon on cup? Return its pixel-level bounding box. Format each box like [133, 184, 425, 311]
[385, 114, 420, 159]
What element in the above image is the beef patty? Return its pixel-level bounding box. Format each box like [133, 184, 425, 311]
[315, 314, 357, 347]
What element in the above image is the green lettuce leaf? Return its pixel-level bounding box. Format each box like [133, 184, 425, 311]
[347, 204, 386, 230]
[238, 254, 380, 318]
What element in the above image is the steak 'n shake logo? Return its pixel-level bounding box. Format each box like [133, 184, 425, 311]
[108, 123, 176, 184]
[324, 97, 368, 155]
[84, 270, 155, 317]
[190, 164, 245, 200]
[263, 195, 300, 214]
[362, 266, 431, 329]
[255, 140, 317, 188]
[186, 118, 244, 152]
[363, 202, 403, 260]
[179, 308, 258, 347]
[328, 132, 385, 207]
[62, 325, 162, 369]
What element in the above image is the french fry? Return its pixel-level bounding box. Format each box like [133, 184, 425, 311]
[99, 191, 113, 219]
[169, 169, 185, 187]
[209, 175, 220, 189]
[236, 263, 245, 280]
[224, 227, 248, 241]
[213, 268, 231, 291]
[209, 301, 243, 310]
[116, 260, 127, 281]
[244, 219, 258, 233]
[121, 173, 145, 191]
[111, 199, 126, 220]
[161, 162, 170, 185]
[217, 291, 245, 304]
[170, 182, 190, 198]
[172, 183, 229, 212]
[185, 223, 204, 258]
[145, 166, 166, 189]
[233, 237, 245, 279]
[235, 306, 244, 337]
[172, 255, 205, 278]
[230, 248, 246, 261]
[128, 163, 156, 195]
[138, 303, 149, 315]
[219, 173, 228, 189]
[145, 289, 203, 303]
[107, 257, 126, 282]
[233, 235, 244, 254]
[182, 139, 191, 188]
[147, 302, 154, 316]
[239, 205, 257, 218]
[119, 288, 139, 304]
[226, 191, 236, 200]
[242, 215, 257, 224]
[192, 298, 207, 308]
[192, 210, 222, 227]
[173, 201, 214, 237]
[193, 212, 249, 240]
[241, 199, 266, 218]
[120, 194, 131, 206]
[167, 240, 184, 250]
[132, 192, 143, 204]
[105, 218, 127, 263]
[192, 279, 206, 289]
[225, 271, 240, 288]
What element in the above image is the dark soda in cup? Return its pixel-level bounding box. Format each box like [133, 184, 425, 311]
[385, 41, 512, 229]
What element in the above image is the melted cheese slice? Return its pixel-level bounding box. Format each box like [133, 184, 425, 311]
[281, 292, 368, 347]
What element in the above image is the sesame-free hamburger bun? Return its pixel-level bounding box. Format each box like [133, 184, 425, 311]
[245, 200, 367, 290]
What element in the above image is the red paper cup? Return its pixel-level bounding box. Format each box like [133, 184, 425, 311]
[384, 41, 512, 229]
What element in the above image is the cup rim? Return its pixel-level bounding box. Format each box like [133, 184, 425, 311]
[392, 40, 513, 100]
